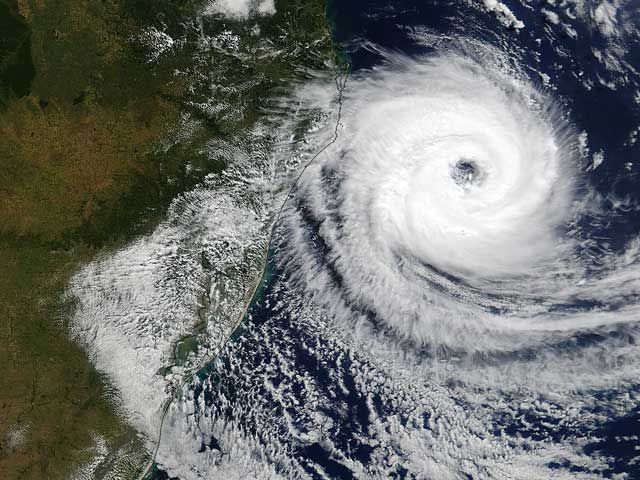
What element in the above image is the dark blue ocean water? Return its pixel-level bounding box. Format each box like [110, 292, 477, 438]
[159, 1, 640, 478]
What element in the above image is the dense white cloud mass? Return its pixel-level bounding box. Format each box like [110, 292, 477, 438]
[481, 0, 525, 29]
[205, 0, 276, 19]
[282, 52, 640, 360]
[593, 0, 619, 36]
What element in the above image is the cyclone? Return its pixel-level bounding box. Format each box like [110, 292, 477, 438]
[140, 24, 640, 480]
[167, 40, 640, 479]
[279, 50, 640, 383]
[150, 2, 640, 476]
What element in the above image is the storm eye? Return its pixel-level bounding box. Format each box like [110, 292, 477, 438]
[450, 159, 483, 188]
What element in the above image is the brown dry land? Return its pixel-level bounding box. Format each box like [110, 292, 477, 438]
[0, 0, 207, 477]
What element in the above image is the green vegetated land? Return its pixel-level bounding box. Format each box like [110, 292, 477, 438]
[0, 0, 335, 477]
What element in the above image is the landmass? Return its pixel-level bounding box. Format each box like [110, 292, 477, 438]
[0, 0, 336, 477]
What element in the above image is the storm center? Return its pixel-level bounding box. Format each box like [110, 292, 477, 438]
[450, 159, 483, 188]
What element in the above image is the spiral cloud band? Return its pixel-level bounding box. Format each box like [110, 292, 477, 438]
[281, 52, 640, 364]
